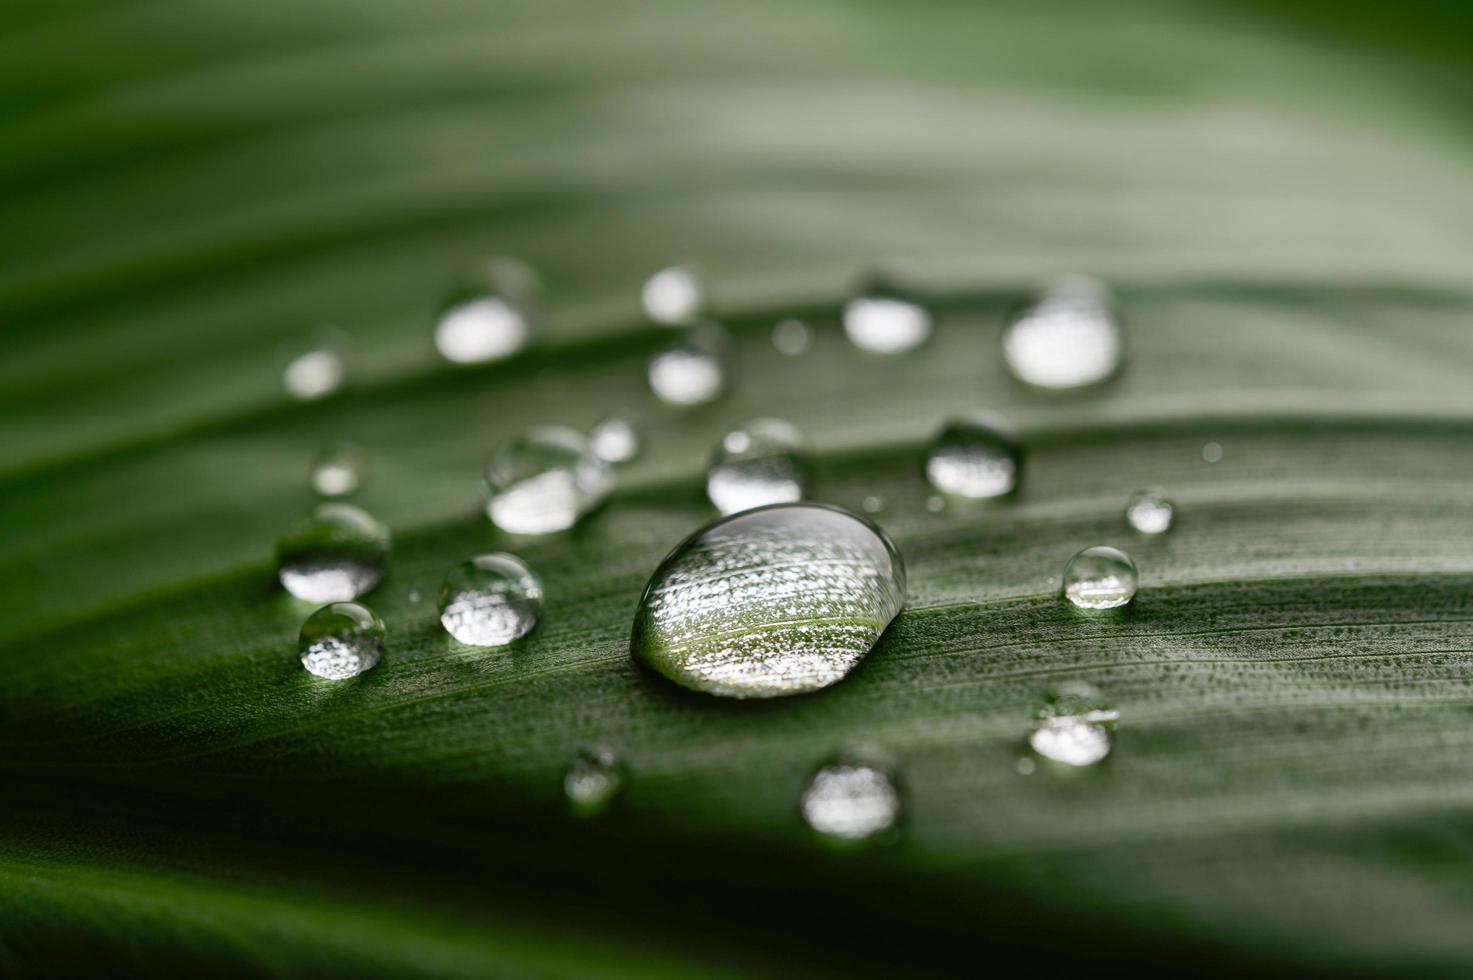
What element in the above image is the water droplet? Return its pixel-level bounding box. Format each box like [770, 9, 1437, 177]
[772, 317, 813, 356]
[588, 416, 641, 465]
[647, 323, 728, 406]
[438, 553, 543, 647]
[1125, 489, 1175, 535]
[485, 426, 612, 535]
[925, 413, 1022, 499]
[800, 756, 901, 842]
[564, 748, 627, 816]
[925, 495, 946, 513]
[1029, 682, 1117, 767]
[641, 265, 705, 325]
[407, 590, 422, 604]
[298, 601, 385, 680]
[309, 440, 366, 498]
[842, 278, 932, 354]
[277, 503, 391, 602]
[1202, 441, 1223, 463]
[280, 331, 348, 400]
[631, 503, 906, 698]
[861, 495, 885, 514]
[433, 258, 540, 364]
[1003, 277, 1123, 389]
[1062, 545, 1137, 610]
[706, 418, 810, 515]
[1015, 757, 1037, 776]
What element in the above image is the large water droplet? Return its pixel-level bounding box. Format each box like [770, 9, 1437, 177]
[1003, 277, 1123, 389]
[647, 323, 728, 406]
[842, 278, 932, 354]
[280, 330, 348, 400]
[1125, 489, 1175, 535]
[925, 413, 1022, 499]
[310, 440, 366, 498]
[1029, 682, 1117, 767]
[485, 425, 612, 535]
[800, 755, 901, 842]
[631, 503, 906, 698]
[706, 418, 810, 515]
[1062, 545, 1137, 610]
[588, 416, 641, 465]
[298, 601, 386, 680]
[641, 265, 705, 325]
[277, 503, 391, 602]
[564, 748, 627, 817]
[772, 318, 813, 356]
[438, 553, 542, 646]
[433, 258, 540, 364]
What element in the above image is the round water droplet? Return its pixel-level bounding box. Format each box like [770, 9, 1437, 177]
[1125, 489, 1175, 535]
[280, 330, 349, 400]
[706, 418, 810, 516]
[861, 495, 885, 514]
[298, 601, 386, 680]
[772, 318, 813, 356]
[564, 748, 627, 816]
[647, 323, 728, 406]
[1003, 277, 1123, 389]
[588, 416, 641, 465]
[1202, 441, 1224, 463]
[1029, 682, 1117, 767]
[925, 495, 946, 514]
[438, 553, 542, 646]
[309, 440, 366, 498]
[277, 503, 391, 603]
[433, 258, 540, 364]
[842, 278, 932, 354]
[1062, 545, 1137, 610]
[486, 426, 612, 535]
[641, 265, 705, 325]
[925, 413, 1022, 499]
[800, 756, 901, 842]
[631, 503, 906, 698]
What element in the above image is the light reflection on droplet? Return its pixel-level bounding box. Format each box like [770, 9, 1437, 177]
[310, 440, 366, 498]
[801, 757, 901, 843]
[1003, 276, 1123, 389]
[706, 418, 810, 515]
[588, 416, 641, 465]
[647, 323, 728, 406]
[564, 748, 627, 817]
[1062, 545, 1137, 610]
[641, 266, 705, 325]
[925, 413, 1022, 499]
[843, 279, 932, 354]
[485, 426, 612, 535]
[1125, 489, 1175, 535]
[772, 318, 813, 356]
[1029, 682, 1117, 767]
[438, 553, 543, 647]
[298, 601, 385, 680]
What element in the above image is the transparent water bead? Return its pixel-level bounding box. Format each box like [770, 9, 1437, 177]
[925, 413, 1022, 499]
[772, 318, 813, 356]
[1202, 441, 1224, 463]
[800, 756, 901, 843]
[277, 503, 391, 603]
[842, 278, 932, 354]
[647, 322, 728, 406]
[706, 418, 810, 515]
[486, 426, 612, 535]
[564, 748, 627, 817]
[1125, 489, 1175, 535]
[438, 553, 543, 647]
[433, 257, 540, 364]
[1003, 276, 1123, 389]
[641, 265, 705, 325]
[298, 601, 386, 680]
[1062, 545, 1137, 610]
[1029, 682, 1117, 767]
[310, 440, 366, 498]
[280, 330, 349, 401]
[631, 503, 906, 698]
[588, 416, 640, 465]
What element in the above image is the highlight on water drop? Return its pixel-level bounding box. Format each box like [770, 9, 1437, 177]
[1125, 489, 1175, 535]
[925, 411, 1022, 499]
[433, 257, 541, 365]
[298, 601, 386, 680]
[772, 317, 813, 356]
[1002, 275, 1123, 390]
[438, 553, 543, 647]
[842, 275, 932, 354]
[310, 440, 367, 498]
[588, 416, 641, 465]
[485, 425, 613, 535]
[277, 503, 391, 603]
[280, 328, 350, 401]
[564, 748, 627, 817]
[647, 321, 729, 406]
[1062, 545, 1137, 610]
[800, 752, 902, 844]
[641, 265, 706, 325]
[1028, 681, 1117, 767]
[705, 418, 810, 515]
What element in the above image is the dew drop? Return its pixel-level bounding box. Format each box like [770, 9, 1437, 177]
[861, 495, 885, 514]
[564, 748, 627, 817]
[485, 426, 612, 535]
[647, 323, 728, 406]
[842, 278, 932, 354]
[706, 418, 810, 515]
[588, 416, 641, 465]
[772, 317, 813, 356]
[1029, 682, 1117, 767]
[280, 331, 349, 401]
[800, 756, 901, 842]
[925, 495, 946, 513]
[1202, 441, 1224, 463]
[433, 258, 540, 364]
[298, 601, 385, 680]
[1003, 276, 1123, 389]
[277, 503, 391, 602]
[1062, 545, 1137, 610]
[925, 413, 1022, 499]
[641, 265, 705, 325]
[1125, 489, 1175, 535]
[631, 503, 906, 698]
[309, 440, 366, 498]
[438, 553, 543, 647]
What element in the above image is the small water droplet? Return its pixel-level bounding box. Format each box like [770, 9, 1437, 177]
[772, 317, 813, 356]
[861, 495, 885, 514]
[925, 495, 946, 513]
[564, 748, 627, 816]
[706, 418, 810, 515]
[800, 755, 901, 843]
[1015, 756, 1037, 775]
[309, 440, 366, 498]
[281, 330, 349, 400]
[298, 601, 385, 680]
[631, 503, 906, 698]
[1029, 682, 1117, 767]
[842, 278, 932, 354]
[407, 590, 422, 604]
[588, 416, 641, 465]
[1202, 441, 1223, 463]
[647, 323, 728, 406]
[485, 426, 613, 535]
[438, 553, 543, 646]
[1003, 276, 1123, 389]
[1125, 489, 1175, 535]
[925, 413, 1022, 499]
[277, 503, 391, 602]
[642, 265, 705, 325]
[1062, 545, 1137, 610]
[433, 258, 540, 364]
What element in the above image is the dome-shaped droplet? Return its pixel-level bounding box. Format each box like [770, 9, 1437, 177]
[485, 425, 612, 535]
[800, 756, 901, 842]
[564, 748, 627, 817]
[647, 322, 728, 406]
[706, 418, 810, 515]
[1029, 682, 1117, 767]
[1003, 277, 1123, 389]
[1062, 545, 1137, 610]
[434, 258, 540, 364]
[438, 553, 543, 646]
[277, 503, 391, 602]
[925, 413, 1022, 499]
[1125, 489, 1175, 535]
[641, 265, 705, 325]
[631, 503, 906, 698]
[772, 318, 813, 356]
[842, 277, 932, 354]
[298, 601, 386, 680]
[588, 416, 641, 465]
[310, 440, 366, 498]
[280, 329, 349, 401]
